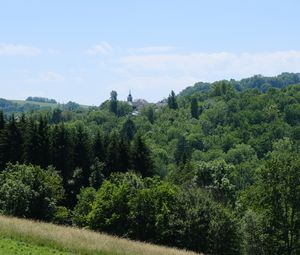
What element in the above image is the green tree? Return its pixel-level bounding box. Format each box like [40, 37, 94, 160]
[121, 118, 136, 141]
[109, 90, 118, 115]
[87, 179, 131, 236]
[50, 123, 73, 186]
[167, 90, 178, 110]
[73, 124, 92, 186]
[131, 134, 153, 177]
[51, 108, 62, 124]
[105, 130, 120, 176]
[190, 98, 199, 119]
[128, 180, 178, 243]
[243, 139, 300, 255]
[0, 163, 64, 221]
[0, 115, 23, 168]
[93, 131, 106, 162]
[72, 187, 96, 227]
[89, 157, 105, 190]
[0, 111, 4, 130]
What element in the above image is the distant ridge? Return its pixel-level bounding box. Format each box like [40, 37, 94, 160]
[180, 72, 300, 97]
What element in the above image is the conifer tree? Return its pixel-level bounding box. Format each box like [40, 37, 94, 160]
[93, 131, 106, 162]
[105, 130, 120, 177]
[191, 98, 199, 119]
[0, 111, 5, 131]
[73, 124, 92, 186]
[37, 116, 50, 168]
[23, 117, 39, 165]
[89, 157, 105, 189]
[118, 137, 131, 172]
[131, 134, 153, 177]
[167, 90, 178, 110]
[109, 90, 118, 115]
[0, 115, 23, 168]
[50, 123, 73, 186]
[121, 118, 136, 141]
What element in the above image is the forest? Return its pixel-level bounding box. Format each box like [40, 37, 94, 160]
[0, 73, 300, 255]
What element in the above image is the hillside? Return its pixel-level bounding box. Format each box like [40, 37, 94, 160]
[0, 98, 90, 115]
[0, 215, 201, 255]
[179, 72, 300, 96]
[0, 77, 300, 254]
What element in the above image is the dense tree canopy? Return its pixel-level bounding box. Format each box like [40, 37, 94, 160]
[0, 78, 300, 254]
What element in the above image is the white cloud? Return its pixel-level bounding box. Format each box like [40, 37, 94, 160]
[86, 42, 113, 55]
[118, 50, 300, 82]
[0, 43, 41, 56]
[107, 50, 300, 101]
[26, 71, 65, 83]
[128, 46, 176, 54]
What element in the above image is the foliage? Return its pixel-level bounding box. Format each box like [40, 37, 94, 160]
[0, 79, 299, 254]
[0, 163, 64, 221]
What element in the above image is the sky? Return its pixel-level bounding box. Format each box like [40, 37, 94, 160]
[0, 0, 300, 105]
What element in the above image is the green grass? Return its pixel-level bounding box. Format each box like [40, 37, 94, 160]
[10, 99, 91, 109]
[0, 237, 71, 255]
[10, 100, 58, 108]
[0, 215, 201, 255]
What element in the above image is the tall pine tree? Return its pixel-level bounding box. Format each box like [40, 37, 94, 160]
[167, 90, 178, 110]
[191, 98, 199, 119]
[0, 115, 23, 168]
[0, 111, 5, 131]
[109, 90, 118, 115]
[50, 123, 73, 186]
[73, 124, 92, 186]
[105, 130, 120, 177]
[131, 134, 153, 177]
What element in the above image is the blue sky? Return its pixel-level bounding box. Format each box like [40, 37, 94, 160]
[0, 0, 300, 105]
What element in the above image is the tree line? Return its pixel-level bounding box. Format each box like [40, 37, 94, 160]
[0, 81, 300, 254]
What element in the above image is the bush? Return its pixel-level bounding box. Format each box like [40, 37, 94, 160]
[0, 163, 64, 221]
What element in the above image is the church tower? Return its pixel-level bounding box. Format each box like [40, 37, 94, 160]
[127, 90, 133, 102]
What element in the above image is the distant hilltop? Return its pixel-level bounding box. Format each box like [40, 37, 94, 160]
[26, 96, 57, 104]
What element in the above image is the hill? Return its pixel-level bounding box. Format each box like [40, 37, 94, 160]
[0, 76, 300, 254]
[179, 72, 300, 97]
[0, 215, 201, 255]
[0, 98, 90, 115]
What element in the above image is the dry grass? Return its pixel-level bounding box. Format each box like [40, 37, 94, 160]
[0, 215, 203, 255]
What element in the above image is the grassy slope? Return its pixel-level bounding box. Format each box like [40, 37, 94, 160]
[10, 99, 91, 109]
[0, 237, 71, 255]
[10, 100, 58, 108]
[0, 215, 202, 255]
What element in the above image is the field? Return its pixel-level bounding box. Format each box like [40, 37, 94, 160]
[10, 100, 59, 108]
[10, 100, 91, 109]
[0, 237, 71, 255]
[0, 215, 202, 255]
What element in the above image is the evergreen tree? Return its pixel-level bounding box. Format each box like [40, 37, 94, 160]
[23, 117, 39, 165]
[23, 116, 50, 168]
[109, 90, 118, 115]
[50, 123, 73, 186]
[0, 115, 23, 168]
[174, 136, 190, 165]
[73, 124, 92, 186]
[131, 134, 153, 177]
[191, 98, 199, 119]
[105, 130, 120, 177]
[118, 137, 131, 172]
[167, 90, 178, 110]
[93, 131, 106, 162]
[0, 111, 5, 130]
[51, 108, 62, 124]
[89, 157, 105, 189]
[121, 118, 136, 141]
[37, 116, 50, 168]
[146, 106, 155, 124]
